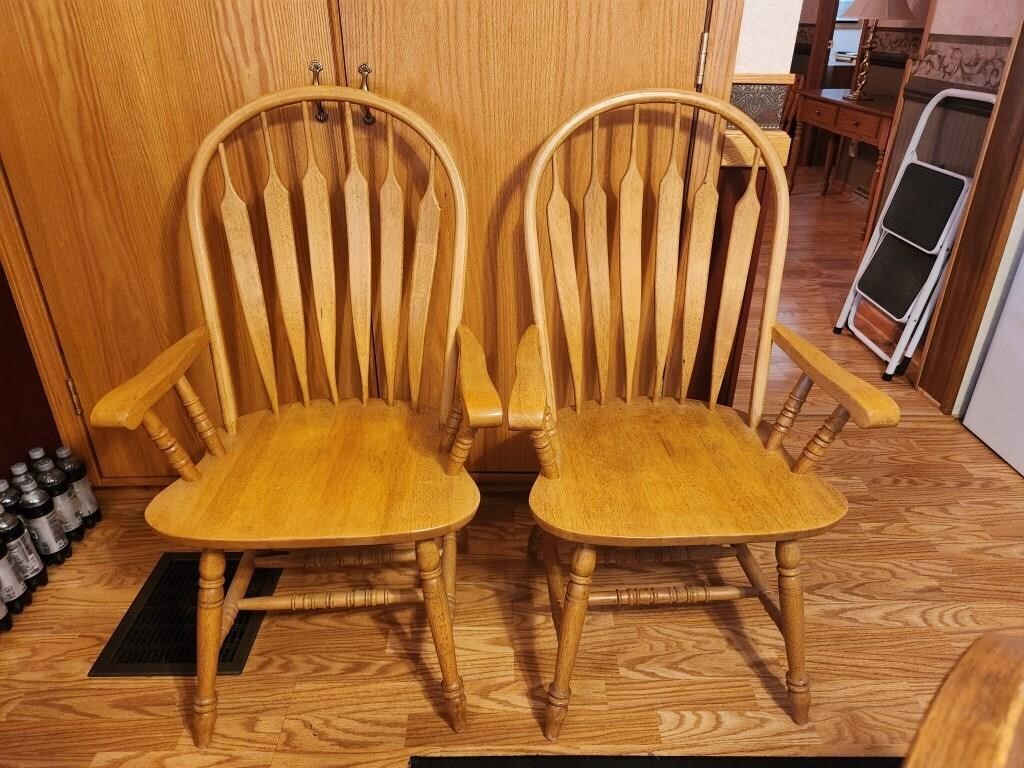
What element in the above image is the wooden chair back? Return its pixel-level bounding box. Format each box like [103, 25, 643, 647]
[523, 89, 790, 427]
[186, 85, 468, 433]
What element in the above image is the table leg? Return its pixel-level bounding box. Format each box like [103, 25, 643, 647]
[787, 121, 805, 191]
[822, 133, 838, 195]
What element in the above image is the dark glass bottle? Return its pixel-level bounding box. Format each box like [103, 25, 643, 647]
[0, 479, 19, 512]
[0, 511, 47, 590]
[55, 446, 101, 526]
[0, 592, 11, 632]
[34, 458, 83, 542]
[16, 478, 72, 566]
[0, 539, 30, 614]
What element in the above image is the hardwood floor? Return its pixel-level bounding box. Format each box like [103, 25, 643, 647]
[3, 168, 1023, 767]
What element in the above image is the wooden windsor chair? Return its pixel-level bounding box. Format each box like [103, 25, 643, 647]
[90, 86, 500, 745]
[509, 89, 901, 740]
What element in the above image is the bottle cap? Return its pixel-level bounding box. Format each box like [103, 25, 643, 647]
[55, 446, 72, 459]
[36, 458, 55, 472]
[0, 479, 8, 491]
[11, 463, 28, 477]
[28, 447, 45, 460]
[17, 477, 39, 492]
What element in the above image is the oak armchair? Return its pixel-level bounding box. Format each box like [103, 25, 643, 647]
[91, 86, 500, 745]
[509, 89, 900, 740]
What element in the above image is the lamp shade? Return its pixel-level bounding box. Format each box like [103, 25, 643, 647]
[846, 0, 915, 20]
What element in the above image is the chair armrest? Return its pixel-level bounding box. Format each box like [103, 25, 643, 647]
[455, 325, 502, 428]
[772, 323, 900, 429]
[508, 326, 547, 431]
[90, 327, 211, 430]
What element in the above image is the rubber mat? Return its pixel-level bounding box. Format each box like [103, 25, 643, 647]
[90, 552, 281, 677]
[857, 234, 936, 319]
[411, 757, 903, 767]
[882, 162, 965, 252]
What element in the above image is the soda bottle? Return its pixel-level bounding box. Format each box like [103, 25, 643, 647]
[0, 594, 11, 632]
[27, 447, 48, 473]
[0, 478, 19, 511]
[10, 462, 33, 488]
[16, 478, 72, 565]
[0, 510, 47, 590]
[0, 539, 30, 614]
[34, 458, 83, 542]
[55, 446, 101, 526]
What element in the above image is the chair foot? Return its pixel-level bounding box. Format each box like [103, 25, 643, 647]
[544, 691, 570, 741]
[777, 540, 811, 724]
[417, 539, 467, 733]
[543, 544, 595, 740]
[193, 549, 225, 747]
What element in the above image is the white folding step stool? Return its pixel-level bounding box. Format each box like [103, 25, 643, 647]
[834, 88, 996, 380]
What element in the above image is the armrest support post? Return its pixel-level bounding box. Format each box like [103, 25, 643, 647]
[142, 410, 200, 481]
[793, 405, 850, 474]
[766, 374, 813, 451]
[174, 375, 225, 456]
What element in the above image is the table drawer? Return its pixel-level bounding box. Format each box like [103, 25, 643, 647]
[798, 99, 838, 127]
[836, 108, 882, 141]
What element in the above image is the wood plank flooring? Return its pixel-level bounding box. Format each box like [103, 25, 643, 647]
[2, 168, 1023, 766]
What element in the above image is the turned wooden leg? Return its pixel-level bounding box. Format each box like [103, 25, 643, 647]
[777, 540, 810, 724]
[540, 532, 565, 635]
[442, 531, 457, 619]
[527, 524, 544, 561]
[194, 549, 225, 747]
[545, 543, 596, 741]
[417, 539, 467, 732]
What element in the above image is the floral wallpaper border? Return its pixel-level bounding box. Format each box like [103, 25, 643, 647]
[873, 27, 923, 58]
[730, 83, 789, 130]
[912, 34, 1012, 91]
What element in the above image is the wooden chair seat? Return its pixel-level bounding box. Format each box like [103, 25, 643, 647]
[530, 399, 846, 548]
[146, 399, 480, 550]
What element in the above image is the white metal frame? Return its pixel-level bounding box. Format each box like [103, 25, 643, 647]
[834, 88, 997, 379]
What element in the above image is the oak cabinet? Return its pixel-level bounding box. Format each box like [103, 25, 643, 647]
[0, 0, 750, 484]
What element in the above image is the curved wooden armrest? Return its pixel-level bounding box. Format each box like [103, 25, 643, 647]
[905, 630, 1024, 768]
[455, 325, 502, 428]
[90, 327, 211, 430]
[508, 325, 547, 431]
[772, 324, 900, 429]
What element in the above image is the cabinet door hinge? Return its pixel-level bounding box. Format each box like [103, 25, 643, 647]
[66, 377, 83, 416]
[696, 30, 710, 90]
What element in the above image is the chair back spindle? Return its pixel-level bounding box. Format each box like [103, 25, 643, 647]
[185, 86, 469, 430]
[523, 90, 789, 425]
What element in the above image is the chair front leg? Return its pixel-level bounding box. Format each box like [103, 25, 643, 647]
[776, 540, 810, 724]
[194, 549, 225, 747]
[545, 543, 596, 741]
[417, 539, 467, 732]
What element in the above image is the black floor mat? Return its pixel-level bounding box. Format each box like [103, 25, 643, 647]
[411, 759, 903, 767]
[90, 552, 281, 677]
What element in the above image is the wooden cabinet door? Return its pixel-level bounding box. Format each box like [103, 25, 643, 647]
[0, 0, 343, 482]
[337, 0, 717, 471]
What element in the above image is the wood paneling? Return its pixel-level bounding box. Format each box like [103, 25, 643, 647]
[917, 28, 1024, 409]
[0, 0, 344, 481]
[337, 0, 730, 471]
[3, 174, 1024, 764]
